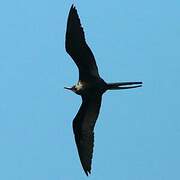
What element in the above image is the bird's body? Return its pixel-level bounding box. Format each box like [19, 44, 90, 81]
[65, 5, 142, 176]
[70, 78, 107, 96]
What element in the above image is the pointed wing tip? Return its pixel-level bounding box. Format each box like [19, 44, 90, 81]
[84, 169, 91, 176]
[80, 156, 92, 176]
[80, 153, 92, 176]
[67, 4, 79, 29]
[68, 4, 77, 17]
[70, 4, 77, 11]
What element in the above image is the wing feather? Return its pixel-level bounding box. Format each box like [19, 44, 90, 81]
[65, 5, 100, 81]
[73, 95, 102, 175]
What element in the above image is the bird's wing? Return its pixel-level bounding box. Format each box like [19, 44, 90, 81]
[73, 95, 102, 176]
[65, 5, 100, 81]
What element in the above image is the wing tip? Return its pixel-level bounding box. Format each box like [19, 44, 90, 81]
[70, 4, 77, 11]
[84, 169, 91, 176]
[67, 4, 79, 26]
[80, 156, 92, 176]
[82, 159, 92, 176]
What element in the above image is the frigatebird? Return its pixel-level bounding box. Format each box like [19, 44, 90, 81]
[65, 5, 142, 176]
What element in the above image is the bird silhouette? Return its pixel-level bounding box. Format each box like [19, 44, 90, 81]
[65, 5, 142, 176]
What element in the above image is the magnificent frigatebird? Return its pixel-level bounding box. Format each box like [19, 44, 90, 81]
[65, 5, 142, 176]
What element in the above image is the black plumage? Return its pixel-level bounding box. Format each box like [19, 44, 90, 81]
[65, 5, 142, 176]
[65, 5, 100, 81]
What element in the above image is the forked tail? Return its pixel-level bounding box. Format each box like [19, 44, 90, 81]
[107, 82, 142, 90]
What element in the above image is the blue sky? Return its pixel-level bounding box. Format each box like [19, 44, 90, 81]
[0, 0, 180, 179]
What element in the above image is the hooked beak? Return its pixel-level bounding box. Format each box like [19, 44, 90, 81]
[64, 87, 73, 90]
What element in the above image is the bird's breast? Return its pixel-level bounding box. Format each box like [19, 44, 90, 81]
[75, 79, 107, 96]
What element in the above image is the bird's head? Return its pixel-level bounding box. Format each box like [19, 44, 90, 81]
[64, 85, 76, 92]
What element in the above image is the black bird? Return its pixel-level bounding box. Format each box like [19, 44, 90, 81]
[65, 5, 142, 176]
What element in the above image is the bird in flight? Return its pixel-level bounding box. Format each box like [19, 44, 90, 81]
[65, 5, 142, 176]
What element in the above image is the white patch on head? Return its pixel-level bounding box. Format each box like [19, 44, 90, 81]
[75, 81, 83, 91]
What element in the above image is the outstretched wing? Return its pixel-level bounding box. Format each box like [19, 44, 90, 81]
[65, 5, 100, 81]
[73, 95, 102, 176]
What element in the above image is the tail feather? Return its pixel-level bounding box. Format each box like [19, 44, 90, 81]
[107, 82, 142, 90]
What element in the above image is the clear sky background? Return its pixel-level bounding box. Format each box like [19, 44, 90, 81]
[0, 0, 180, 179]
